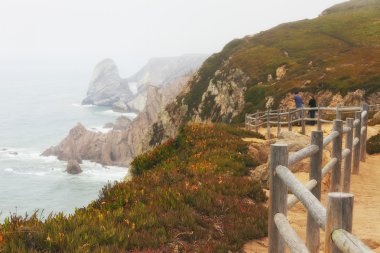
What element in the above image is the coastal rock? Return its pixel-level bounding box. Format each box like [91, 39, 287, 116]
[112, 100, 129, 113]
[42, 123, 103, 163]
[42, 70, 195, 166]
[82, 59, 133, 107]
[113, 116, 132, 131]
[66, 160, 82, 174]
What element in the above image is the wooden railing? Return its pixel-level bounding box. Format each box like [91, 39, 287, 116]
[245, 104, 379, 141]
[251, 104, 378, 253]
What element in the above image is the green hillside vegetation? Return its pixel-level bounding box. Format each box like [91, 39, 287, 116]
[179, 0, 380, 122]
[0, 125, 267, 252]
[367, 132, 380, 154]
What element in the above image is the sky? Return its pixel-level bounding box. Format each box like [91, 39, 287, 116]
[0, 0, 347, 78]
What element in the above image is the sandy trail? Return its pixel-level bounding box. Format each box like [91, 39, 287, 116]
[244, 125, 380, 252]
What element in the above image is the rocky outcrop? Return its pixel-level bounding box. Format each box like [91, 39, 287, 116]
[82, 59, 133, 107]
[279, 89, 367, 109]
[66, 160, 82, 174]
[83, 55, 207, 114]
[42, 123, 104, 163]
[250, 131, 332, 188]
[42, 71, 194, 165]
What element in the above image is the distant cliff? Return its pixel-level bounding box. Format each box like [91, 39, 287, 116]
[82, 54, 208, 113]
[42, 71, 196, 165]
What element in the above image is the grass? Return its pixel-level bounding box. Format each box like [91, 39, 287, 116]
[367, 133, 380, 154]
[166, 0, 380, 124]
[0, 124, 267, 252]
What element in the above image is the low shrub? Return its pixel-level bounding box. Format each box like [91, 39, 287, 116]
[0, 124, 267, 252]
[367, 133, 380, 154]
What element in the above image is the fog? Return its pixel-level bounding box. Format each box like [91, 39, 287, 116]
[0, 0, 347, 77]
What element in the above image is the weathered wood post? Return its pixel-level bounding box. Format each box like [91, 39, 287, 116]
[336, 104, 342, 120]
[306, 131, 323, 253]
[268, 144, 288, 253]
[325, 192, 354, 253]
[343, 118, 354, 193]
[255, 110, 259, 133]
[288, 109, 292, 132]
[353, 111, 362, 175]
[301, 107, 306, 135]
[317, 105, 322, 131]
[360, 103, 369, 162]
[331, 120, 343, 192]
[244, 113, 251, 130]
[277, 112, 281, 137]
[267, 108, 271, 140]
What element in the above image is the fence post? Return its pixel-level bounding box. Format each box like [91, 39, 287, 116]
[336, 104, 341, 120]
[317, 105, 322, 131]
[306, 131, 323, 253]
[255, 110, 259, 133]
[268, 144, 288, 253]
[353, 111, 361, 175]
[267, 108, 271, 140]
[343, 118, 354, 193]
[331, 120, 343, 192]
[325, 192, 354, 253]
[288, 109, 292, 132]
[277, 112, 281, 137]
[301, 107, 306, 135]
[360, 103, 369, 162]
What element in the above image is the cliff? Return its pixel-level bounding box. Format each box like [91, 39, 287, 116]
[143, 0, 380, 147]
[42, 72, 195, 165]
[82, 54, 208, 113]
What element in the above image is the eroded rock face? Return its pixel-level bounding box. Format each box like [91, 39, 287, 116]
[66, 160, 82, 174]
[82, 59, 133, 107]
[279, 89, 366, 108]
[276, 65, 287, 80]
[194, 65, 249, 123]
[42, 73, 194, 166]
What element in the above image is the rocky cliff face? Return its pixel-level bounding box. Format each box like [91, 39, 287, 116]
[141, 0, 380, 149]
[42, 72, 194, 165]
[82, 59, 133, 106]
[82, 55, 208, 114]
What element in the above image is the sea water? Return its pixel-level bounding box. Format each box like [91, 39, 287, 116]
[0, 70, 134, 221]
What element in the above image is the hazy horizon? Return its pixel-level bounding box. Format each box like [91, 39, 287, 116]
[1, 0, 347, 79]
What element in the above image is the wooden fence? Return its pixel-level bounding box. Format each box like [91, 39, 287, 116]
[245, 104, 379, 141]
[246, 103, 380, 253]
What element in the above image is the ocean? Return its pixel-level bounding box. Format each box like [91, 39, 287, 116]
[0, 70, 134, 221]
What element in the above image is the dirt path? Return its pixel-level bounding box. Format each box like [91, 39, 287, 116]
[244, 125, 380, 252]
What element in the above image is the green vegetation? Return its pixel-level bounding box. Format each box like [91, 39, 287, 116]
[1, 124, 267, 252]
[173, 0, 380, 123]
[367, 133, 380, 154]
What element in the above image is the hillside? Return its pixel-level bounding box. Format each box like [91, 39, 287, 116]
[2, 125, 267, 252]
[145, 0, 380, 147]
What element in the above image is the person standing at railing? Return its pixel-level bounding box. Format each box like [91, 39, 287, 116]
[308, 97, 317, 125]
[293, 91, 303, 126]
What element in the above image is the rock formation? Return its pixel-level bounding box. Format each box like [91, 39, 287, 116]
[82, 55, 208, 114]
[66, 160, 82, 174]
[82, 59, 133, 107]
[42, 70, 196, 166]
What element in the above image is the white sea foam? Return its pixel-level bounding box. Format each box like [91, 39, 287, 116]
[101, 110, 137, 119]
[72, 103, 96, 108]
[87, 126, 112, 134]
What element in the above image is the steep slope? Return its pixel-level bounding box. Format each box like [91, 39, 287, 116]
[145, 0, 380, 147]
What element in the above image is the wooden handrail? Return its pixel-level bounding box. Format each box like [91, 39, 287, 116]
[266, 103, 374, 253]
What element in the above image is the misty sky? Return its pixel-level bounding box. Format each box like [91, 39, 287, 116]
[1, 0, 347, 77]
